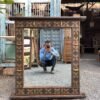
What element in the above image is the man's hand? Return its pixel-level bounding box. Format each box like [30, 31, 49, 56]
[46, 48, 51, 52]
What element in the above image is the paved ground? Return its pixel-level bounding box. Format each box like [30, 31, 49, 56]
[79, 54, 100, 100]
[0, 54, 100, 100]
[0, 76, 15, 100]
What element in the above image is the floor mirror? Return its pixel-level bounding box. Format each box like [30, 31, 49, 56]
[9, 17, 86, 100]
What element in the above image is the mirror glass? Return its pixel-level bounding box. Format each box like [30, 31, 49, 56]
[23, 28, 72, 87]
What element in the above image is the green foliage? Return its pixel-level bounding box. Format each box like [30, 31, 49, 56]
[0, 0, 14, 13]
[26, 56, 30, 65]
[0, 7, 6, 13]
[0, 10, 3, 13]
[0, 0, 14, 4]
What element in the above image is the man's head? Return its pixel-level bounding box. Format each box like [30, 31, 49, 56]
[44, 40, 51, 49]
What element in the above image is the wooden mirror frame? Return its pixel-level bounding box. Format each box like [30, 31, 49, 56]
[9, 17, 86, 99]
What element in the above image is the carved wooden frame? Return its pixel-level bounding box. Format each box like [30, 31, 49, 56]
[9, 17, 85, 99]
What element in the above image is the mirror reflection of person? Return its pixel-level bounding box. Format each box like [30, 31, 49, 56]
[39, 40, 59, 73]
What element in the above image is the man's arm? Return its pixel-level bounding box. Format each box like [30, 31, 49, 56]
[40, 48, 45, 62]
[51, 47, 59, 57]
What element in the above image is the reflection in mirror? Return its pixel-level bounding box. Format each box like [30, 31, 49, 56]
[23, 28, 72, 87]
[23, 28, 31, 69]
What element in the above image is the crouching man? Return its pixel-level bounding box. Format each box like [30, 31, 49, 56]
[39, 40, 59, 73]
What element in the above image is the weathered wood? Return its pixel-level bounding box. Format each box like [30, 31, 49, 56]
[10, 93, 86, 100]
[61, 0, 99, 3]
[0, 36, 15, 41]
[98, 50, 100, 62]
[3, 68, 15, 75]
[0, 68, 3, 75]
[9, 17, 86, 98]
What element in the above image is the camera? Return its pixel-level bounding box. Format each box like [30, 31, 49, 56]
[46, 45, 50, 48]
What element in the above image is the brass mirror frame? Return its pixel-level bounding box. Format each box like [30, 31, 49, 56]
[9, 17, 85, 99]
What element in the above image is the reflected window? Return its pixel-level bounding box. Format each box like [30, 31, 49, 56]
[31, 3, 50, 16]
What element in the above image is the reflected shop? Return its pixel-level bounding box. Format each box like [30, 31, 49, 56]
[23, 28, 71, 87]
[9, 17, 86, 99]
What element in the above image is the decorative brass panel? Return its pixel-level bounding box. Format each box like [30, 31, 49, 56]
[9, 17, 81, 96]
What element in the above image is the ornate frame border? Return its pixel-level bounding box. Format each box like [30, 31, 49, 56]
[9, 17, 83, 97]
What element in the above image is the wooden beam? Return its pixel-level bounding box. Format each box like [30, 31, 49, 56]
[0, 36, 15, 41]
[10, 93, 86, 100]
[61, 0, 100, 3]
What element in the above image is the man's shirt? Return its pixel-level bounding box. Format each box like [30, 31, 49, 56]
[39, 47, 59, 63]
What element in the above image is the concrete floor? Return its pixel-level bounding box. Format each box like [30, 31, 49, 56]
[0, 54, 100, 100]
[80, 54, 100, 100]
[24, 64, 71, 87]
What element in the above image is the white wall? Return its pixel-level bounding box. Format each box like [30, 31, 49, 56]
[0, 4, 6, 14]
[14, 0, 27, 3]
[30, 0, 50, 2]
[14, 0, 50, 3]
